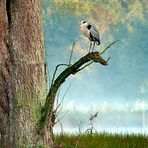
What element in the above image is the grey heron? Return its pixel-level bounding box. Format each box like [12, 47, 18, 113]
[80, 20, 100, 52]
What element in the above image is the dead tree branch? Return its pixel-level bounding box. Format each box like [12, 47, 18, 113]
[76, 61, 93, 73]
[51, 64, 69, 85]
[36, 40, 118, 135]
[54, 83, 72, 115]
[54, 111, 67, 125]
[69, 42, 75, 66]
[37, 52, 108, 134]
[100, 39, 119, 55]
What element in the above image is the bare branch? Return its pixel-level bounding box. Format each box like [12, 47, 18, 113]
[54, 83, 72, 114]
[107, 57, 111, 62]
[76, 61, 93, 73]
[56, 117, 64, 135]
[100, 39, 119, 55]
[51, 64, 69, 85]
[89, 112, 99, 121]
[55, 86, 61, 108]
[68, 42, 75, 66]
[54, 111, 67, 125]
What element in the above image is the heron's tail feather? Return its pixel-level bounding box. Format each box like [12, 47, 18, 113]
[96, 40, 100, 45]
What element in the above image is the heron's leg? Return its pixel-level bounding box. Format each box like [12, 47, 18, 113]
[89, 41, 92, 53]
[92, 42, 95, 52]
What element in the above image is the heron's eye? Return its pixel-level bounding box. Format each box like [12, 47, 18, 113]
[82, 21, 86, 24]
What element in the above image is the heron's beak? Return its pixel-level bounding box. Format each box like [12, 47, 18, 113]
[78, 23, 81, 29]
[78, 23, 83, 30]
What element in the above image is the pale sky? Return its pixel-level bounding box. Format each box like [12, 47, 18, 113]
[43, 0, 148, 134]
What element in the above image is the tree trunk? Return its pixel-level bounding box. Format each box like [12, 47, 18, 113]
[0, 0, 10, 147]
[0, 0, 53, 147]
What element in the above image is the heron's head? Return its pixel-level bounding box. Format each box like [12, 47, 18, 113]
[80, 20, 88, 25]
[79, 20, 89, 30]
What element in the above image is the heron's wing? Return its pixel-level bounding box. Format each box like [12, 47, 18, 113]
[82, 26, 92, 41]
[90, 25, 100, 41]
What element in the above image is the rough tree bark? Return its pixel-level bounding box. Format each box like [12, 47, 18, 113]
[0, 0, 53, 147]
[0, 0, 10, 146]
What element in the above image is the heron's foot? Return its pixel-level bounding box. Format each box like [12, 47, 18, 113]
[88, 47, 92, 53]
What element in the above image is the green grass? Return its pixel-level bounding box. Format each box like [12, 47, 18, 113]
[54, 132, 148, 148]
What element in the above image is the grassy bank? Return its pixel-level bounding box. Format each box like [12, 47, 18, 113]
[54, 132, 148, 148]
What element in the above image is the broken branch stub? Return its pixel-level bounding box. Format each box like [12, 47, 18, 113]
[88, 52, 108, 65]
